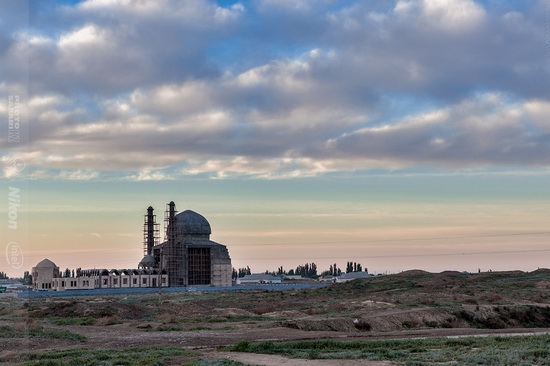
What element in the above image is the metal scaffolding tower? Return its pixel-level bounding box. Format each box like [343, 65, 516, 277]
[143, 206, 160, 256]
[164, 201, 183, 286]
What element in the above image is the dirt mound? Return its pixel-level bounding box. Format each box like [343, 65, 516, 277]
[360, 300, 394, 308]
[439, 270, 465, 276]
[263, 310, 309, 319]
[394, 269, 431, 276]
[455, 305, 550, 329]
[363, 307, 454, 332]
[531, 268, 550, 274]
[211, 308, 256, 318]
[30, 300, 148, 320]
[282, 317, 357, 332]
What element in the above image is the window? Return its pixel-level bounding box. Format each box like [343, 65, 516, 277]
[123, 278, 128, 285]
[161, 278, 166, 284]
[113, 278, 118, 285]
[103, 279, 108, 285]
[142, 278, 147, 285]
[133, 278, 137, 285]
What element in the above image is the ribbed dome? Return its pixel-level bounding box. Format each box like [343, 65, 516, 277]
[138, 255, 156, 268]
[139, 255, 156, 265]
[174, 210, 211, 236]
[35, 258, 57, 268]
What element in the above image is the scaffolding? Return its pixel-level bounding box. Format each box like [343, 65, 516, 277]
[164, 201, 184, 286]
[188, 247, 211, 285]
[143, 206, 160, 256]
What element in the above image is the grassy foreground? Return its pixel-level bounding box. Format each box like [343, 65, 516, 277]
[230, 334, 550, 366]
[1, 347, 251, 366]
[5, 348, 188, 366]
[0, 325, 86, 342]
[3, 333, 549, 365]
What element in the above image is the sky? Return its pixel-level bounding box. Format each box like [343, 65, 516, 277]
[1, 0, 550, 278]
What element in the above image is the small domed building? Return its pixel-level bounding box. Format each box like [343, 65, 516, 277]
[138, 254, 156, 269]
[32, 258, 59, 290]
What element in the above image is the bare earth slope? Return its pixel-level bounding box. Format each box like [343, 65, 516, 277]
[1, 269, 548, 365]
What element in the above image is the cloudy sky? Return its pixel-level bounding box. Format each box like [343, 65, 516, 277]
[2, 0, 550, 277]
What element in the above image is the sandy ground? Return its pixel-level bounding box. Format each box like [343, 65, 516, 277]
[206, 351, 394, 366]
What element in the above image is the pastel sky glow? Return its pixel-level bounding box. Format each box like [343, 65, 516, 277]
[1, 0, 550, 277]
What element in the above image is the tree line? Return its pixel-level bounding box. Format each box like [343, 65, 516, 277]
[0, 271, 32, 285]
[232, 261, 367, 279]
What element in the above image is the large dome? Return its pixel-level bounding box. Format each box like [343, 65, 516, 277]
[174, 210, 211, 236]
[35, 258, 57, 268]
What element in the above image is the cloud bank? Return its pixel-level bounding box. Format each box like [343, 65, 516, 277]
[2, 0, 550, 179]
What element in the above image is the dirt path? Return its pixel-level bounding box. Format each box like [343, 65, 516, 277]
[206, 351, 394, 366]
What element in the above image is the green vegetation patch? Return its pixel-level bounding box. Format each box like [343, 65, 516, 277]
[183, 360, 250, 366]
[230, 334, 550, 366]
[14, 347, 190, 366]
[156, 324, 183, 331]
[179, 315, 273, 323]
[43, 316, 96, 326]
[0, 325, 86, 342]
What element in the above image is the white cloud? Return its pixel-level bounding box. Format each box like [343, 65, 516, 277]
[2, 0, 549, 179]
[58, 24, 107, 48]
[524, 100, 550, 132]
[394, 0, 485, 32]
[422, 0, 485, 30]
[58, 169, 100, 180]
[324, 93, 550, 168]
[127, 169, 174, 181]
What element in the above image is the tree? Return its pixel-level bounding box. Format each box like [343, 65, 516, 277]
[235, 266, 251, 278]
[23, 271, 32, 285]
[345, 261, 364, 273]
[294, 262, 318, 278]
[309, 263, 317, 277]
[0, 271, 8, 280]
